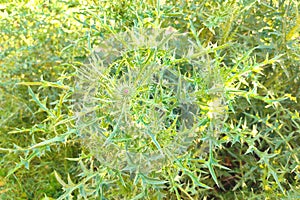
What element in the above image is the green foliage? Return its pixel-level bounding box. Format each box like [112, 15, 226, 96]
[0, 0, 299, 199]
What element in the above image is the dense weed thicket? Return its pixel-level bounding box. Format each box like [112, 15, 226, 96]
[0, 0, 299, 199]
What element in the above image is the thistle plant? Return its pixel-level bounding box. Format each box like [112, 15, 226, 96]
[1, 1, 299, 199]
[74, 26, 212, 173]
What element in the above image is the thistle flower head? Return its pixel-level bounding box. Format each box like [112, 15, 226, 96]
[114, 82, 135, 101]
